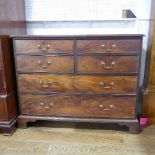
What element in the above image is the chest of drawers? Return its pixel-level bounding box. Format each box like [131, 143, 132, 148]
[13, 35, 143, 133]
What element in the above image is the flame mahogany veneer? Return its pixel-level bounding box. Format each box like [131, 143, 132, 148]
[13, 35, 143, 133]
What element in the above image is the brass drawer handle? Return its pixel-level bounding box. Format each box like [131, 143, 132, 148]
[40, 102, 54, 109]
[37, 44, 51, 52]
[112, 44, 116, 48]
[105, 48, 111, 52]
[101, 43, 116, 48]
[38, 60, 52, 68]
[100, 43, 116, 52]
[100, 44, 111, 52]
[39, 80, 52, 88]
[99, 104, 114, 111]
[99, 104, 104, 108]
[99, 81, 114, 89]
[101, 61, 115, 69]
[100, 44, 106, 48]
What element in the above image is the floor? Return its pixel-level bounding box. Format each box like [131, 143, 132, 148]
[0, 122, 155, 155]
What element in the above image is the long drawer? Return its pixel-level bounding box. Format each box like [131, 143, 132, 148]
[20, 94, 136, 118]
[14, 40, 74, 54]
[16, 55, 74, 73]
[18, 74, 138, 94]
[77, 55, 139, 73]
[77, 39, 141, 54]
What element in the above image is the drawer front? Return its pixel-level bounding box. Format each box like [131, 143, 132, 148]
[16, 55, 74, 73]
[74, 76, 137, 94]
[77, 39, 141, 54]
[14, 40, 74, 54]
[77, 55, 139, 73]
[18, 74, 137, 94]
[18, 74, 73, 93]
[20, 95, 136, 118]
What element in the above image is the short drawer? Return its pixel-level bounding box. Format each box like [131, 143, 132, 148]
[18, 74, 73, 93]
[14, 40, 74, 54]
[20, 95, 136, 118]
[77, 39, 141, 54]
[73, 75, 137, 94]
[18, 74, 137, 94]
[16, 55, 74, 73]
[77, 55, 139, 73]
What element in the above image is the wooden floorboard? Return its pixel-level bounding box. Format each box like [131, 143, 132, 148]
[0, 122, 155, 155]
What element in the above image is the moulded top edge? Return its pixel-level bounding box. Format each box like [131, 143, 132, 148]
[11, 34, 144, 39]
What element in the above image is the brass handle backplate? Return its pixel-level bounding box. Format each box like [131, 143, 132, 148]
[101, 61, 115, 69]
[105, 48, 112, 52]
[39, 80, 53, 88]
[99, 104, 114, 111]
[100, 44, 106, 48]
[99, 81, 114, 89]
[40, 102, 54, 109]
[37, 44, 51, 52]
[112, 44, 117, 48]
[100, 42, 116, 53]
[38, 60, 52, 68]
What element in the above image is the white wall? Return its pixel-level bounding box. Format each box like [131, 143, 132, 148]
[25, 0, 151, 21]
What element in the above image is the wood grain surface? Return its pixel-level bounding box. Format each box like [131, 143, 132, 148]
[20, 94, 136, 118]
[0, 99, 6, 120]
[15, 40, 74, 54]
[77, 55, 139, 73]
[0, 123, 155, 155]
[18, 74, 138, 94]
[16, 55, 74, 73]
[0, 36, 15, 94]
[77, 39, 141, 54]
[0, 93, 17, 121]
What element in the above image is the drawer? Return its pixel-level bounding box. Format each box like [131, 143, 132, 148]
[16, 55, 74, 73]
[18, 74, 73, 93]
[74, 76, 137, 94]
[18, 74, 137, 94]
[77, 55, 139, 73]
[14, 40, 74, 54]
[77, 39, 141, 54]
[20, 95, 136, 118]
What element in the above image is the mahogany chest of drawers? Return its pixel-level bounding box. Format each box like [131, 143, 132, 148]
[0, 36, 17, 135]
[13, 35, 143, 133]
